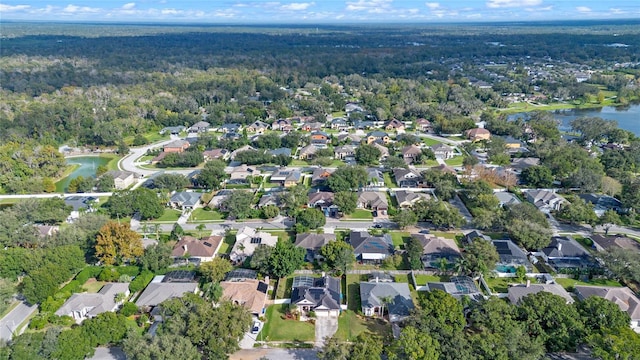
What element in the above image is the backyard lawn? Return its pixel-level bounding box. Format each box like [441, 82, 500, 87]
[413, 274, 449, 286]
[153, 209, 182, 222]
[422, 138, 443, 146]
[390, 231, 411, 248]
[346, 274, 368, 311]
[555, 277, 623, 290]
[444, 156, 464, 166]
[217, 231, 237, 255]
[485, 277, 521, 293]
[189, 208, 224, 221]
[266, 230, 296, 243]
[346, 209, 373, 220]
[260, 305, 315, 342]
[83, 279, 108, 293]
[334, 310, 391, 341]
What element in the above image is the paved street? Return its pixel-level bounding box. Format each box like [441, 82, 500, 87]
[230, 349, 318, 360]
[0, 301, 38, 341]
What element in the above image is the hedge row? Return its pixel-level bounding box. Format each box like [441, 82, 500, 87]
[129, 270, 154, 294]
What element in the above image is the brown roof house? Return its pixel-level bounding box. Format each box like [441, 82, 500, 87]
[411, 233, 461, 269]
[466, 128, 491, 142]
[414, 118, 433, 132]
[401, 145, 422, 164]
[574, 286, 640, 333]
[221, 278, 269, 316]
[172, 235, 223, 264]
[589, 234, 640, 253]
[395, 190, 431, 209]
[384, 119, 405, 131]
[298, 144, 318, 160]
[163, 139, 190, 153]
[357, 191, 388, 214]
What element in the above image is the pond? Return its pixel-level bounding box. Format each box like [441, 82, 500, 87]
[508, 103, 640, 136]
[55, 156, 112, 193]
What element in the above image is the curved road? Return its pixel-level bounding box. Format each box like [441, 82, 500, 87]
[118, 135, 195, 177]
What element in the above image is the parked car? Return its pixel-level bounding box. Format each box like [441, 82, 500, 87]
[372, 224, 382, 229]
[251, 321, 260, 334]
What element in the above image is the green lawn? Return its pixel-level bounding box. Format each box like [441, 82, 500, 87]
[83, 279, 107, 293]
[390, 231, 411, 248]
[422, 138, 443, 146]
[430, 231, 460, 240]
[346, 274, 368, 311]
[275, 276, 294, 300]
[444, 156, 464, 166]
[383, 173, 396, 187]
[555, 278, 623, 291]
[266, 230, 296, 243]
[260, 305, 315, 342]
[413, 274, 449, 286]
[346, 209, 373, 220]
[123, 131, 170, 146]
[189, 208, 224, 221]
[153, 209, 182, 222]
[334, 310, 391, 342]
[218, 231, 237, 255]
[485, 277, 521, 293]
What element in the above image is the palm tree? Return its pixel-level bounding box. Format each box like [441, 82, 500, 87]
[153, 224, 161, 241]
[196, 223, 206, 238]
[115, 292, 127, 303]
[141, 223, 149, 239]
[380, 295, 393, 320]
[454, 257, 468, 275]
[438, 258, 449, 275]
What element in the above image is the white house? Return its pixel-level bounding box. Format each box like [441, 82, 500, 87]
[230, 226, 278, 263]
[55, 283, 130, 323]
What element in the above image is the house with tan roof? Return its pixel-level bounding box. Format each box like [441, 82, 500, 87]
[414, 118, 433, 132]
[298, 144, 318, 160]
[384, 119, 405, 131]
[574, 286, 640, 333]
[230, 226, 279, 263]
[171, 235, 222, 263]
[356, 191, 388, 214]
[395, 190, 431, 208]
[221, 278, 269, 316]
[163, 139, 190, 153]
[401, 145, 422, 164]
[465, 128, 491, 142]
[411, 233, 461, 269]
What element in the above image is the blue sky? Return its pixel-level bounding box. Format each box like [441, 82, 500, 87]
[1, 0, 639, 23]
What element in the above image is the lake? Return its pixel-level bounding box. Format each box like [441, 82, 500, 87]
[55, 156, 111, 193]
[508, 104, 640, 136]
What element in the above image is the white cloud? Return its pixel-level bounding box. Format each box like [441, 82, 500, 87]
[486, 0, 542, 9]
[526, 5, 552, 11]
[425, 2, 440, 10]
[281, 2, 315, 11]
[346, 0, 392, 12]
[122, 3, 135, 10]
[609, 8, 626, 15]
[576, 6, 591, 13]
[0, 4, 31, 11]
[62, 4, 100, 13]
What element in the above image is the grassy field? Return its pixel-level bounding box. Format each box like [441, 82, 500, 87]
[346, 274, 368, 311]
[260, 305, 315, 342]
[334, 310, 391, 341]
[413, 274, 449, 286]
[266, 230, 296, 243]
[383, 172, 396, 187]
[555, 277, 623, 290]
[123, 131, 170, 146]
[153, 209, 182, 222]
[485, 277, 521, 293]
[218, 231, 237, 255]
[390, 231, 411, 248]
[422, 138, 443, 146]
[346, 209, 373, 220]
[83, 279, 107, 293]
[189, 208, 225, 221]
[444, 156, 464, 166]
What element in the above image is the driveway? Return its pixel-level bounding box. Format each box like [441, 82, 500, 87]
[0, 301, 38, 341]
[315, 315, 338, 346]
[230, 349, 318, 360]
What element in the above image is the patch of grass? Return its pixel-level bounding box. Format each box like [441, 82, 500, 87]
[346, 274, 367, 311]
[153, 209, 182, 222]
[422, 138, 443, 146]
[334, 310, 390, 341]
[275, 276, 294, 300]
[189, 208, 224, 221]
[346, 209, 373, 220]
[383, 172, 396, 187]
[485, 277, 521, 293]
[573, 236, 595, 252]
[218, 231, 237, 255]
[430, 231, 459, 240]
[413, 274, 449, 286]
[265, 230, 295, 243]
[390, 231, 411, 248]
[97, 153, 122, 171]
[123, 131, 170, 146]
[555, 277, 623, 291]
[82, 279, 107, 293]
[260, 305, 315, 342]
[444, 156, 464, 166]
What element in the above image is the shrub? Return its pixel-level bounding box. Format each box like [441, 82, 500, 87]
[137, 314, 149, 327]
[40, 296, 66, 313]
[75, 266, 103, 284]
[120, 302, 138, 317]
[115, 266, 140, 277]
[129, 270, 154, 293]
[28, 314, 50, 330]
[98, 267, 120, 282]
[118, 274, 133, 283]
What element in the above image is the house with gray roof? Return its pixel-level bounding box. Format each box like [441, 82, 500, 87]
[577, 193, 625, 217]
[246, 120, 270, 133]
[589, 234, 640, 253]
[411, 233, 461, 269]
[291, 276, 342, 317]
[311, 168, 333, 186]
[393, 168, 424, 188]
[270, 169, 301, 187]
[169, 192, 202, 210]
[220, 123, 242, 133]
[524, 189, 567, 213]
[537, 236, 594, 269]
[334, 145, 355, 160]
[349, 231, 393, 262]
[507, 283, 573, 304]
[574, 286, 640, 333]
[493, 239, 533, 272]
[56, 283, 130, 323]
[298, 144, 318, 160]
[366, 168, 385, 187]
[360, 280, 414, 322]
[463, 230, 492, 243]
[356, 191, 388, 214]
[268, 148, 292, 157]
[495, 191, 521, 207]
[106, 170, 137, 190]
[135, 275, 199, 309]
[160, 126, 185, 135]
[395, 190, 431, 208]
[189, 121, 210, 133]
[430, 143, 455, 160]
[510, 157, 540, 173]
[424, 276, 482, 301]
[294, 233, 336, 261]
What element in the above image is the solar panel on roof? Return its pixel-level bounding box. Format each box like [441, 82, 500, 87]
[257, 282, 268, 293]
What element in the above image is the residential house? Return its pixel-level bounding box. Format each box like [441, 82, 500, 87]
[393, 168, 424, 188]
[64, 196, 98, 220]
[136, 272, 199, 309]
[247, 120, 270, 133]
[337, 133, 361, 146]
[414, 118, 433, 133]
[310, 131, 330, 148]
[189, 121, 210, 133]
[334, 145, 355, 160]
[366, 168, 385, 187]
[493, 239, 533, 272]
[35, 224, 59, 238]
[203, 149, 229, 161]
[330, 117, 349, 131]
[424, 276, 483, 301]
[524, 189, 567, 213]
[372, 143, 390, 159]
[207, 189, 233, 209]
[466, 128, 491, 142]
[220, 278, 269, 316]
[360, 279, 414, 322]
[384, 119, 405, 132]
[228, 164, 260, 183]
[55, 283, 130, 323]
[258, 192, 283, 208]
[431, 163, 457, 175]
[577, 193, 625, 217]
[463, 230, 492, 243]
[222, 131, 241, 140]
[169, 192, 201, 210]
[106, 170, 137, 190]
[301, 122, 324, 132]
[291, 276, 342, 317]
[356, 191, 389, 214]
[538, 236, 593, 269]
[574, 286, 640, 333]
[220, 123, 242, 133]
[401, 145, 422, 164]
[345, 103, 364, 114]
[268, 148, 292, 157]
[308, 191, 336, 215]
[311, 168, 333, 186]
[230, 145, 256, 160]
[395, 190, 431, 208]
[495, 191, 521, 207]
[349, 231, 394, 262]
[270, 169, 301, 187]
[160, 126, 185, 135]
[507, 283, 574, 304]
[171, 235, 222, 263]
[430, 144, 455, 160]
[589, 234, 640, 253]
[230, 226, 279, 263]
[298, 145, 318, 160]
[353, 120, 375, 130]
[294, 233, 336, 261]
[272, 119, 292, 131]
[163, 139, 190, 153]
[501, 136, 524, 150]
[411, 233, 461, 269]
[510, 157, 540, 173]
[365, 131, 390, 145]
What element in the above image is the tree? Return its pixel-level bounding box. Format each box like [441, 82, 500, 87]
[138, 242, 173, 272]
[261, 205, 279, 219]
[393, 209, 418, 229]
[199, 258, 233, 283]
[571, 116, 617, 143]
[506, 219, 552, 250]
[268, 239, 305, 278]
[565, 167, 603, 193]
[406, 236, 424, 270]
[333, 191, 358, 215]
[317, 335, 350, 360]
[296, 208, 326, 230]
[462, 239, 499, 275]
[95, 221, 144, 265]
[587, 328, 640, 360]
[383, 156, 408, 170]
[389, 326, 440, 360]
[170, 223, 184, 241]
[555, 197, 597, 225]
[96, 174, 114, 192]
[355, 144, 381, 165]
[123, 333, 201, 360]
[327, 166, 368, 192]
[280, 184, 308, 215]
[600, 248, 640, 283]
[194, 160, 227, 189]
[320, 240, 355, 275]
[350, 333, 383, 360]
[153, 173, 190, 191]
[249, 244, 274, 275]
[415, 200, 465, 229]
[222, 191, 255, 219]
[520, 165, 554, 188]
[577, 296, 630, 335]
[196, 223, 206, 238]
[598, 209, 622, 235]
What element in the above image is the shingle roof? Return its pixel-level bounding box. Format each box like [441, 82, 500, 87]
[411, 233, 461, 257]
[574, 286, 640, 320]
[221, 279, 269, 314]
[360, 281, 414, 322]
[294, 233, 336, 250]
[507, 284, 573, 304]
[291, 276, 341, 310]
[349, 231, 393, 257]
[172, 236, 222, 258]
[170, 192, 202, 207]
[135, 279, 198, 307]
[55, 282, 130, 318]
